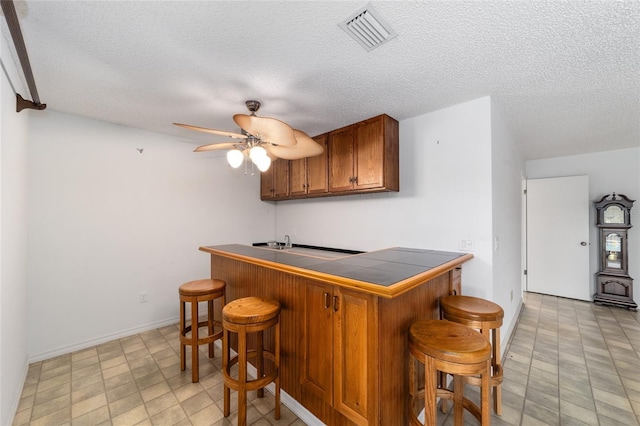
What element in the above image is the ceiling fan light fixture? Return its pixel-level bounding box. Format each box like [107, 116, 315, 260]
[249, 145, 267, 163]
[251, 154, 270, 172]
[226, 149, 244, 168]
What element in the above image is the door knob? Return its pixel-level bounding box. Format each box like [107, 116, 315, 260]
[580, 242, 587, 246]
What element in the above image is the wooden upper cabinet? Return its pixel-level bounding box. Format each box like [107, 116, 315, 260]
[328, 126, 355, 192]
[290, 133, 329, 197]
[289, 157, 307, 197]
[260, 115, 398, 200]
[329, 114, 399, 194]
[261, 159, 289, 200]
[260, 164, 275, 200]
[273, 159, 289, 198]
[306, 134, 329, 194]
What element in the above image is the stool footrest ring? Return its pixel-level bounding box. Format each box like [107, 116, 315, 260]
[223, 350, 279, 393]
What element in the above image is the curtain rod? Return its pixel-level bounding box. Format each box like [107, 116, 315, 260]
[1, 0, 46, 112]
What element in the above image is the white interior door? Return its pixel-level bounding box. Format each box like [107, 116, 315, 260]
[526, 175, 590, 301]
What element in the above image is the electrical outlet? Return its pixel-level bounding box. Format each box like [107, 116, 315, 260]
[140, 291, 148, 303]
[459, 239, 473, 251]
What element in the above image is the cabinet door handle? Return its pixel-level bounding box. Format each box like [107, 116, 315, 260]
[333, 295, 339, 312]
[323, 292, 330, 309]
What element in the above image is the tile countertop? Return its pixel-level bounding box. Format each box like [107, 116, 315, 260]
[199, 244, 474, 298]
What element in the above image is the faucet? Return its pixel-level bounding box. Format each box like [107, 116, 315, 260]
[284, 234, 292, 249]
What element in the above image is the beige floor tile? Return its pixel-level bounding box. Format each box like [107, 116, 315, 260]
[111, 403, 149, 426]
[71, 392, 107, 419]
[71, 405, 111, 425]
[13, 292, 640, 426]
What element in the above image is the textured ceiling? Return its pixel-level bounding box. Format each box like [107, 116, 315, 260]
[3, 1, 639, 160]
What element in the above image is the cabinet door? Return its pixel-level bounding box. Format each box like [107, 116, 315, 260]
[301, 282, 333, 403]
[328, 126, 354, 192]
[273, 159, 289, 198]
[260, 166, 275, 200]
[289, 158, 307, 196]
[307, 134, 329, 195]
[354, 116, 385, 190]
[333, 288, 378, 425]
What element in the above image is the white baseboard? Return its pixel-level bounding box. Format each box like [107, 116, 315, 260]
[28, 316, 180, 363]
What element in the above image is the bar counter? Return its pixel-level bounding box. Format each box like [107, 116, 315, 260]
[200, 244, 473, 425]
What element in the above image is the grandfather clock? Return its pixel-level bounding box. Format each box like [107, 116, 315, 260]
[594, 193, 637, 310]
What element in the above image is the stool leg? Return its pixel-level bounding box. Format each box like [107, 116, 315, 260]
[207, 299, 214, 358]
[180, 300, 186, 372]
[223, 328, 231, 417]
[439, 372, 448, 413]
[453, 374, 464, 425]
[424, 355, 437, 426]
[482, 359, 490, 425]
[191, 299, 199, 383]
[408, 352, 417, 420]
[274, 318, 281, 420]
[493, 327, 502, 415]
[256, 330, 264, 398]
[238, 328, 248, 426]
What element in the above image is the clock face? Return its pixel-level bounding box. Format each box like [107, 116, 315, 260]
[604, 205, 625, 224]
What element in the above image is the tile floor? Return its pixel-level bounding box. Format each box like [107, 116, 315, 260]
[12, 292, 640, 425]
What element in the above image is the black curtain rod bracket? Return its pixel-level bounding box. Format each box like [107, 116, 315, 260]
[16, 93, 46, 112]
[2, 0, 47, 113]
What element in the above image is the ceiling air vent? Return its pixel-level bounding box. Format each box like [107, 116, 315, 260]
[339, 3, 397, 52]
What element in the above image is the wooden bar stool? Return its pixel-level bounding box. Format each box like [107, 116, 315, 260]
[440, 295, 504, 415]
[222, 297, 281, 426]
[179, 278, 226, 383]
[409, 319, 491, 426]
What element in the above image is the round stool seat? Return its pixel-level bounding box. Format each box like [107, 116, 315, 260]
[440, 295, 504, 325]
[408, 319, 491, 426]
[409, 320, 491, 365]
[223, 296, 280, 325]
[179, 278, 226, 296]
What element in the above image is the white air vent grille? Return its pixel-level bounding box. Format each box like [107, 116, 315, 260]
[339, 3, 397, 52]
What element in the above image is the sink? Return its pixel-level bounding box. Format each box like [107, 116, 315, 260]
[253, 242, 364, 259]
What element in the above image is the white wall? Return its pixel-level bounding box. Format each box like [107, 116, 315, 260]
[526, 148, 640, 301]
[1, 39, 31, 425]
[276, 97, 497, 297]
[275, 96, 526, 345]
[490, 99, 525, 335]
[27, 111, 273, 361]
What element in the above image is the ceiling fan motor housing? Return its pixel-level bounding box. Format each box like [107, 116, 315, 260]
[245, 100, 260, 115]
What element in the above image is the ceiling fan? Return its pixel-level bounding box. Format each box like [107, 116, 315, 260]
[173, 100, 324, 172]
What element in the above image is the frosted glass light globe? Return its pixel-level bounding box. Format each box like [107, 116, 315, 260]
[255, 155, 272, 172]
[249, 146, 267, 163]
[226, 149, 244, 168]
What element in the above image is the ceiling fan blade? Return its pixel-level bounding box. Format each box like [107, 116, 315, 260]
[174, 123, 246, 139]
[233, 114, 297, 146]
[263, 146, 279, 160]
[267, 130, 324, 160]
[193, 142, 239, 152]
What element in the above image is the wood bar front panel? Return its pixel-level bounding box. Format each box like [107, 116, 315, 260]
[210, 252, 457, 425]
